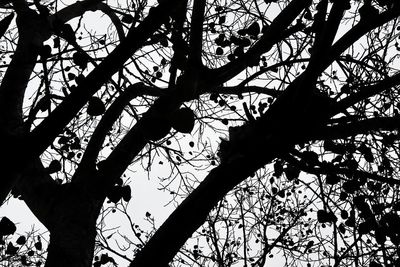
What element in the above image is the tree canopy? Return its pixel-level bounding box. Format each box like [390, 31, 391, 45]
[1, 0, 400, 266]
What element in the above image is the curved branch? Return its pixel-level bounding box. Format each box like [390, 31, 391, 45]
[29, 0, 185, 156]
[73, 83, 163, 181]
[0, 7, 50, 204]
[91, 3, 125, 41]
[50, 0, 102, 25]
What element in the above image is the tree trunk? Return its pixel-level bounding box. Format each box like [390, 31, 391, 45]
[44, 184, 102, 267]
[45, 222, 97, 267]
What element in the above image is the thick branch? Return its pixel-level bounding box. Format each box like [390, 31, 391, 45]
[129, 140, 288, 267]
[209, 0, 311, 85]
[14, 158, 59, 229]
[327, 6, 400, 71]
[49, 0, 103, 25]
[29, 0, 185, 155]
[187, 0, 206, 66]
[0, 7, 49, 204]
[309, 116, 400, 141]
[307, 0, 345, 77]
[204, 85, 280, 98]
[284, 152, 400, 186]
[73, 84, 163, 181]
[335, 72, 400, 114]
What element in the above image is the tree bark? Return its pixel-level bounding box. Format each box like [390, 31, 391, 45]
[0, 8, 46, 204]
[43, 184, 102, 267]
[45, 223, 97, 267]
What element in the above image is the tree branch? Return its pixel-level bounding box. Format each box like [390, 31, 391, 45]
[309, 116, 400, 141]
[0, 6, 50, 204]
[326, 6, 400, 71]
[14, 158, 59, 229]
[73, 83, 163, 182]
[29, 0, 185, 155]
[335, 72, 400, 114]
[187, 0, 206, 67]
[209, 0, 312, 85]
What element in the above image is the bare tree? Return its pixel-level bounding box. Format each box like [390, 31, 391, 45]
[1, 0, 400, 266]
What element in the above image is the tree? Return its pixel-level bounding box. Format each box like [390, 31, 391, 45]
[1, 0, 400, 266]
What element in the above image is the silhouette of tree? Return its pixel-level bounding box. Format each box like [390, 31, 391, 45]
[1, 0, 400, 266]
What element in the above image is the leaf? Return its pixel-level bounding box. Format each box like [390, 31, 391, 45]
[170, 107, 195, 134]
[345, 216, 355, 227]
[317, 210, 336, 223]
[277, 190, 285, 198]
[338, 223, 346, 234]
[121, 186, 131, 202]
[87, 97, 105, 116]
[358, 143, 374, 163]
[374, 226, 387, 244]
[121, 14, 134, 24]
[237, 28, 247, 36]
[216, 47, 223, 55]
[0, 217, 16, 236]
[72, 51, 89, 70]
[40, 45, 52, 59]
[304, 9, 313, 20]
[67, 72, 76, 81]
[20, 255, 28, 265]
[60, 23, 76, 43]
[284, 165, 300, 181]
[246, 22, 260, 37]
[271, 187, 278, 194]
[0, 13, 14, 39]
[218, 15, 226, 24]
[107, 186, 123, 203]
[47, 160, 61, 174]
[37, 96, 51, 112]
[326, 174, 340, 185]
[100, 253, 114, 264]
[34, 240, 42, 250]
[159, 35, 168, 47]
[5, 242, 18, 255]
[273, 161, 283, 177]
[53, 37, 60, 48]
[16, 235, 26, 245]
[342, 180, 359, 194]
[340, 210, 348, 219]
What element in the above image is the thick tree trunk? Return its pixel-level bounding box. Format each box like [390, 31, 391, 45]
[44, 184, 102, 267]
[45, 223, 97, 267]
